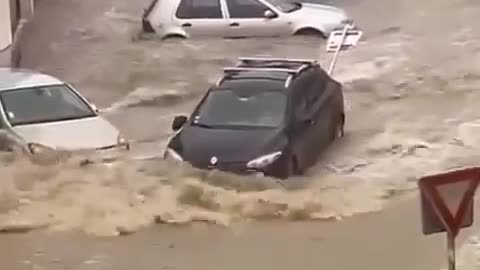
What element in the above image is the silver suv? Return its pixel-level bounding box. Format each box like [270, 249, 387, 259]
[142, 0, 351, 39]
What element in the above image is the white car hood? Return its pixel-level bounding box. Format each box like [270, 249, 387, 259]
[301, 3, 346, 13]
[291, 3, 347, 22]
[12, 116, 120, 150]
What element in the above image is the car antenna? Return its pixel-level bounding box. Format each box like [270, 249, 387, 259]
[325, 22, 363, 76]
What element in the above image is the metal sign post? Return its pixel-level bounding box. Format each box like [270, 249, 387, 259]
[327, 24, 350, 75]
[325, 24, 363, 76]
[418, 167, 480, 270]
[448, 235, 456, 270]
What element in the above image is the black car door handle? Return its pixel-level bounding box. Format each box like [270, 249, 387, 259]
[301, 118, 314, 126]
[182, 23, 192, 27]
[230, 22, 239, 27]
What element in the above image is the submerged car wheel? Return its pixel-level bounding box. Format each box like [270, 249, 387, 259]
[280, 156, 299, 179]
[331, 116, 345, 141]
[294, 28, 326, 39]
[163, 34, 186, 41]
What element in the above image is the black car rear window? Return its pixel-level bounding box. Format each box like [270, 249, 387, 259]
[192, 88, 286, 129]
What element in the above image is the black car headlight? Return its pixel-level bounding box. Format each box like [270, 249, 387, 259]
[246, 151, 282, 169]
[163, 147, 183, 162]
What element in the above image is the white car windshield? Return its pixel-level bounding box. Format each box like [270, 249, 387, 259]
[265, 0, 301, 13]
[192, 89, 286, 129]
[0, 84, 97, 126]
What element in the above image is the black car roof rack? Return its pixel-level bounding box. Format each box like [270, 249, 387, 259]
[223, 67, 301, 74]
[217, 57, 319, 88]
[237, 57, 318, 66]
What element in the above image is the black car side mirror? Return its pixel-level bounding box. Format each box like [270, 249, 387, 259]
[172, 115, 188, 131]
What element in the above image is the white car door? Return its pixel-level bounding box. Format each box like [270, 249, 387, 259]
[173, 0, 230, 37]
[223, 0, 291, 38]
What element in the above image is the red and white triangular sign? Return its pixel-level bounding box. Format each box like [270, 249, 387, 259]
[418, 167, 480, 237]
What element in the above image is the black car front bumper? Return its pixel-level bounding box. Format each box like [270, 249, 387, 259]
[190, 161, 270, 178]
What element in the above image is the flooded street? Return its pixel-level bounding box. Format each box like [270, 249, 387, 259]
[2, 0, 480, 269]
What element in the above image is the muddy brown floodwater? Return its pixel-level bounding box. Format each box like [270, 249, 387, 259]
[2, 0, 480, 269]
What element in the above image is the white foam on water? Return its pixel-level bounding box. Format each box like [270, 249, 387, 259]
[0, 155, 391, 236]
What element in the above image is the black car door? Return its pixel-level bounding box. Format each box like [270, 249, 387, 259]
[289, 92, 310, 169]
[292, 72, 334, 168]
[306, 69, 334, 154]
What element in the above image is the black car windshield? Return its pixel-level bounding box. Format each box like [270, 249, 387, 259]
[265, 0, 301, 13]
[0, 84, 97, 126]
[193, 89, 286, 128]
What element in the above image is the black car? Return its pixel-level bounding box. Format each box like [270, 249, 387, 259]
[164, 57, 345, 179]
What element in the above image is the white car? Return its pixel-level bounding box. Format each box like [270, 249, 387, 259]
[142, 0, 351, 39]
[0, 68, 129, 159]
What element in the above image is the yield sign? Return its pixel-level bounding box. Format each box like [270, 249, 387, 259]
[418, 167, 480, 237]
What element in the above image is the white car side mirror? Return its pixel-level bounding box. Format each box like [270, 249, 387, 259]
[91, 104, 101, 113]
[264, 10, 277, 19]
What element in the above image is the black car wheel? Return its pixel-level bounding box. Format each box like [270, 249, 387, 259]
[331, 116, 345, 141]
[163, 34, 186, 41]
[285, 156, 301, 179]
[293, 28, 326, 39]
[274, 155, 297, 180]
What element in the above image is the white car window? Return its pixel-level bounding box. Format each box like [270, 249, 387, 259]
[176, 0, 223, 19]
[226, 0, 270, 18]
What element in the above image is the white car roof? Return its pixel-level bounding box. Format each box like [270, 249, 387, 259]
[0, 68, 64, 92]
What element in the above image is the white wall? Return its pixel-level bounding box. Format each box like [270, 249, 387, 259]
[0, 0, 12, 51]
